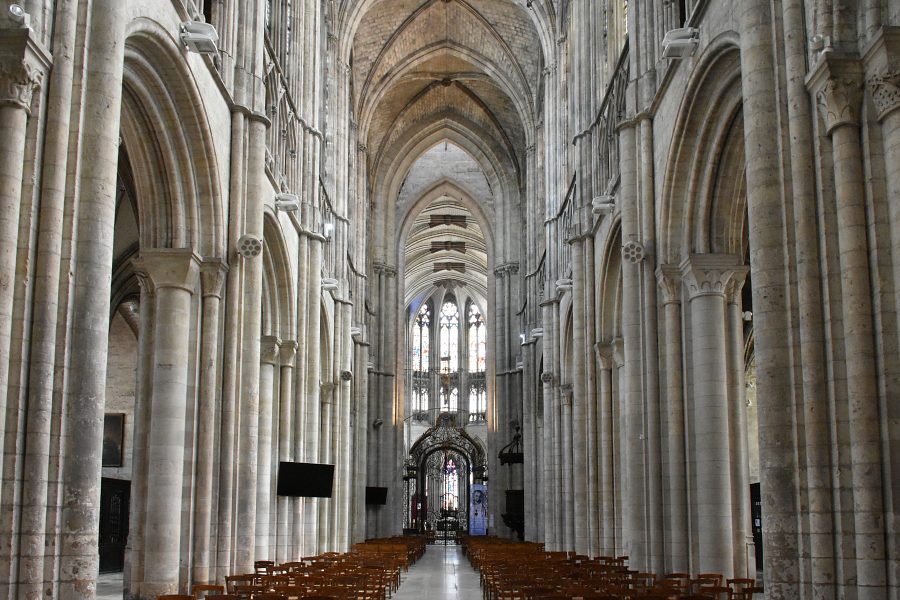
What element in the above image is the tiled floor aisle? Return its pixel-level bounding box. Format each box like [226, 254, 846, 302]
[95, 544, 482, 599]
[393, 544, 481, 600]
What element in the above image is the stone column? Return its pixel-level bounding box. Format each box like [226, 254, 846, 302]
[234, 115, 268, 573]
[193, 260, 227, 584]
[655, 266, 688, 572]
[864, 29, 900, 593]
[570, 237, 589, 555]
[125, 272, 155, 599]
[318, 382, 334, 551]
[738, 2, 802, 596]
[540, 301, 557, 550]
[559, 383, 574, 550]
[595, 342, 616, 557]
[583, 236, 599, 558]
[277, 341, 297, 562]
[808, 57, 887, 598]
[726, 274, 754, 577]
[303, 238, 323, 556]
[681, 254, 746, 577]
[57, 1, 127, 596]
[256, 335, 280, 560]
[0, 29, 43, 516]
[132, 249, 200, 598]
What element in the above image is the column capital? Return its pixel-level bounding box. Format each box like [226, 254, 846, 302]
[494, 262, 520, 277]
[279, 340, 298, 366]
[612, 337, 625, 369]
[679, 254, 746, 300]
[260, 335, 281, 365]
[594, 341, 615, 370]
[0, 29, 49, 113]
[725, 268, 748, 305]
[806, 54, 864, 135]
[559, 384, 573, 406]
[132, 248, 201, 292]
[655, 264, 682, 305]
[862, 26, 900, 121]
[199, 259, 228, 298]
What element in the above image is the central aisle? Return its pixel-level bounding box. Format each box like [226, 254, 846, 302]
[393, 545, 482, 599]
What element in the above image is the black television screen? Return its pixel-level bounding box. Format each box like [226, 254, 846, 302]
[365, 486, 388, 505]
[277, 462, 335, 498]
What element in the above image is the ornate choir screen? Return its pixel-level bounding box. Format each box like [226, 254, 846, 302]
[404, 413, 488, 542]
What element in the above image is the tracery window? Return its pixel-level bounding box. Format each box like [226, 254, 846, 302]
[468, 380, 486, 418]
[411, 303, 431, 413]
[439, 298, 460, 372]
[441, 385, 459, 412]
[467, 302, 486, 373]
[412, 303, 431, 373]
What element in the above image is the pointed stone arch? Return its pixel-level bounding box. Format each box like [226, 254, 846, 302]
[658, 35, 743, 264]
[120, 18, 225, 259]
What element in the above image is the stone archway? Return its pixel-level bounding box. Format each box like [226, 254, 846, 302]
[406, 413, 487, 538]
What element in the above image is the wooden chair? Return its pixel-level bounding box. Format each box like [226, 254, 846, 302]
[726, 578, 762, 600]
[192, 583, 225, 598]
[156, 595, 193, 600]
[225, 575, 254, 593]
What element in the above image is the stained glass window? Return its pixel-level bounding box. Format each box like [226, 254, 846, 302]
[469, 381, 486, 416]
[439, 298, 459, 372]
[467, 302, 486, 372]
[412, 303, 431, 373]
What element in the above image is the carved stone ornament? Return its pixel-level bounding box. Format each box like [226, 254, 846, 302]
[867, 68, 900, 121]
[0, 57, 41, 111]
[680, 255, 746, 300]
[815, 76, 863, 134]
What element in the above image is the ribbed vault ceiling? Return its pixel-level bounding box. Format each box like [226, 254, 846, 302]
[350, 0, 541, 322]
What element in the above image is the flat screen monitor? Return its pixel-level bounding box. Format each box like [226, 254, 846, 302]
[365, 486, 388, 505]
[276, 462, 334, 498]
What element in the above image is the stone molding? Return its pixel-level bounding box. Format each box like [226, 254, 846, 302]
[679, 254, 746, 300]
[655, 265, 682, 305]
[806, 54, 864, 135]
[260, 335, 281, 365]
[132, 248, 201, 293]
[200, 259, 229, 298]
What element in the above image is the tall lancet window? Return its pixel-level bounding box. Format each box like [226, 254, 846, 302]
[412, 303, 431, 412]
[467, 302, 486, 373]
[439, 298, 460, 372]
[413, 303, 431, 372]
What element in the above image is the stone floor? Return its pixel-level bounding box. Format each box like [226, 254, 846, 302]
[94, 545, 482, 599]
[96, 571, 124, 600]
[393, 544, 481, 599]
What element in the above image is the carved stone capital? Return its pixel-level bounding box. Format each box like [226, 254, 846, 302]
[0, 30, 48, 113]
[655, 265, 682, 305]
[199, 259, 228, 298]
[862, 26, 900, 121]
[260, 335, 281, 365]
[131, 248, 201, 293]
[679, 254, 746, 300]
[279, 340, 298, 366]
[867, 68, 900, 121]
[494, 262, 520, 277]
[807, 55, 864, 135]
[595, 342, 615, 371]
[559, 384, 573, 406]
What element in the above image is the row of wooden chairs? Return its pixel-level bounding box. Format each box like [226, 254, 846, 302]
[159, 536, 427, 600]
[463, 537, 762, 600]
